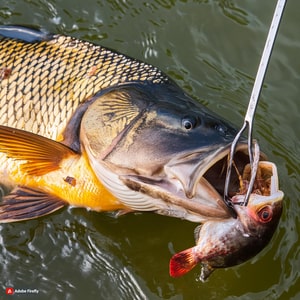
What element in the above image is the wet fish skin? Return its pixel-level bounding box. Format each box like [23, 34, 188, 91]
[0, 25, 244, 223]
[0, 125, 127, 222]
[0, 25, 168, 140]
[0, 26, 265, 224]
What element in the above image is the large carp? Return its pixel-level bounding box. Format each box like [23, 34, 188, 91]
[0, 26, 282, 225]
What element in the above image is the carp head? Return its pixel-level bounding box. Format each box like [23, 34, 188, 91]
[79, 83, 268, 222]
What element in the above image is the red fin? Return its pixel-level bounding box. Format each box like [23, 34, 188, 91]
[0, 186, 67, 223]
[169, 247, 197, 277]
[0, 125, 77, 176]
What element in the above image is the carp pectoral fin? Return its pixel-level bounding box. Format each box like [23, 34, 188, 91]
[0, 186, 67, 223]
[0, 125, 77, 176]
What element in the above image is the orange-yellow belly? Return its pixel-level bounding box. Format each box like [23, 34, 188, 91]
[4, 152, 127, 211]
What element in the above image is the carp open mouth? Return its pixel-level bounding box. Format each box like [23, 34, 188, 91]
[119, 142, 273, 221]
[202, 144, 283, 204]
[201, 143, 273, 203]
[98, 142, 280, 222]
[202, 144, 253, 200]
[187, 142, 282, 219]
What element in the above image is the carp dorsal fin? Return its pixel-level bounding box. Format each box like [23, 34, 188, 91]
[0, 25, 51, 42]
[0, 125, 77, 176]
[0, 186, 66, 223]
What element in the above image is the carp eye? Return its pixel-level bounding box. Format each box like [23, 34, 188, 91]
[182, 116, 198, 130]
[257, 205, 273, 223]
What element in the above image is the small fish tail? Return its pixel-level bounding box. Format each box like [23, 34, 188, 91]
[169, 247, 197, 277]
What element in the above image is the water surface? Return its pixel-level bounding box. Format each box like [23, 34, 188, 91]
[0, 1, 299, 299]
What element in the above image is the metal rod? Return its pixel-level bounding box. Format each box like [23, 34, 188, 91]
[224, 0, 287, 210]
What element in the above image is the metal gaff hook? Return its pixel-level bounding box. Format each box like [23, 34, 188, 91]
[223, 0, 287, 213]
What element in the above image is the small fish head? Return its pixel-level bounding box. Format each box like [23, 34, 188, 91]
[235, 193, 283, 241]
[234, 161, 284, 240]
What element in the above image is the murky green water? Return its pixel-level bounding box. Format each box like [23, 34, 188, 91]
[0, 0, 299, 299]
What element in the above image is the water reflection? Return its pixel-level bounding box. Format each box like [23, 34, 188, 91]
[218, 0, 250, 25]
[0, 0, 299, 299]
[0, 212, 161, 299]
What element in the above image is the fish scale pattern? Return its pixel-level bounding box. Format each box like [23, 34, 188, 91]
[0, 34, 168, 140]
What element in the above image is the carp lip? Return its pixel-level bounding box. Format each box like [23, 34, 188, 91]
[117, 142, 264, 222]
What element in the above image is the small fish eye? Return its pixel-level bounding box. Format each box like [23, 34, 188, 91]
[182, 116, 198, 130]
[257, 206, 273, 223]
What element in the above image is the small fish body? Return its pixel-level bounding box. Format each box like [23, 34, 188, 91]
[169, 161, 284, 281]
[0, 25, 280, 224]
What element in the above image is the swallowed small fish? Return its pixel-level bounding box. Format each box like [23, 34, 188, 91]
[169, 161, 283, 281]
